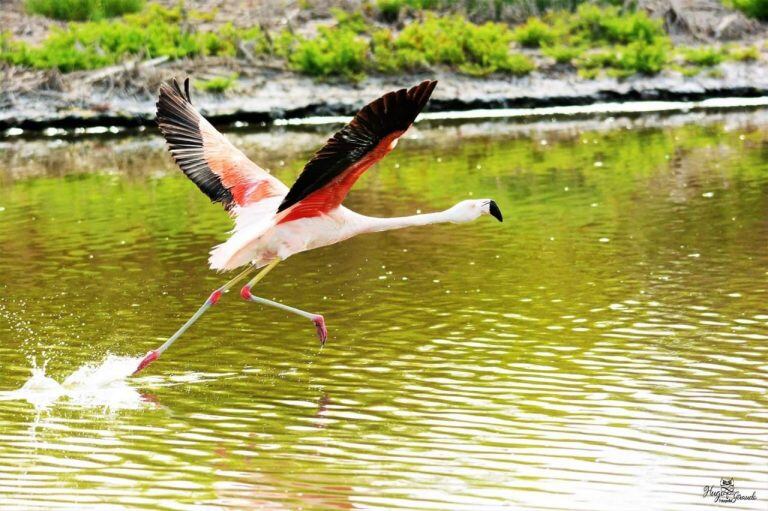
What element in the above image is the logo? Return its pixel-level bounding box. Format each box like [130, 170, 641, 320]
[703, 478, 758, 504]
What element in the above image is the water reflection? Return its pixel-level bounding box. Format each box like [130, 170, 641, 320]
[0, 110, 766, 510]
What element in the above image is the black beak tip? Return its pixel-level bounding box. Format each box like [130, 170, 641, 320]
[489, 200, 503, 222]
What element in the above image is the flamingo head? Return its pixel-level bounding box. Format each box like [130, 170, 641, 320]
[448, 199, 503, 223]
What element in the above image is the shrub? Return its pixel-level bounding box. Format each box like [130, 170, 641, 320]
[566, 4, 665, 45]
[288, 27, 368, 80]
[513, 18, 558, 48]
[575, 39, 669, 75]
[730, 0, 768, 20]
[374, 14, 533, 76]
[680, 46, 724, 66]
[25, 0, 143, 21]
[195, 73, 238, 93]
[1, 4, 267, 71]
[542, 44, 579, 64]
[377, 0, 405, 21]
[728, 44, 759, 61]
[614, 40, 669, 74]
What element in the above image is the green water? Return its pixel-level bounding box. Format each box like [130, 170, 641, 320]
[0, 112, 766, 510]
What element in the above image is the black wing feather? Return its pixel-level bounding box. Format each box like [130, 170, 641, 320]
[277, 80, 437, 213]
[156, 77, 235, 209]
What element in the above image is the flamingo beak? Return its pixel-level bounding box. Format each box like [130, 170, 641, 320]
[489, 200, 503, 222]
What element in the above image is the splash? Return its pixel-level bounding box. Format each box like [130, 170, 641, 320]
[0, 355, 149, 411]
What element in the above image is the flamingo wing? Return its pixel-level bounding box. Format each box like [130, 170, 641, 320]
[156, 78, 288, 214]
[277, 80, 437, 223]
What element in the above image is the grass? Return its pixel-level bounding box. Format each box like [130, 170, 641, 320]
[25, 0, 144, 21]
[372, 15, 534, 76]
[728, 44, 760, 61]
[680, 46, 724, 66]
[195, 73, 238, 93]
[287, 26, 368, 80]
[521, 5, 671, 76]
[1, 2, 762, 80]
[542, 44, 580, 64]
[1, 4, 268, 72]
[729, 0, 768, 20]
[372, 0, 598, 22]
[513, 17, 558, 48]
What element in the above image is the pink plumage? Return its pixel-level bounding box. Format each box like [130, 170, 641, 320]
[135, 78, 502, 375]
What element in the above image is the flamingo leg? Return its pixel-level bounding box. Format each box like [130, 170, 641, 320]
[240, 260, 328, 345]
[133, 265, 256, 375]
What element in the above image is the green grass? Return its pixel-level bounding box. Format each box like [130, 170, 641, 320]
[542, 44, 579, 64]
[729, 0, 768, 20]
[372, 15, 533, 76]
[25, 0, 144, 21]
[1, 4, 267, 72]
[2, 2, 758, 81]
[728, 44, 759, 61]
[680, 46, 724, 66]
[195, 73, 238, 93]
[521, 5, 671, 76]
[373, 0, 599, 22]
[562, 4, 664, 45]
[513, 18, 558, 48]
[287, 26, 368, 80]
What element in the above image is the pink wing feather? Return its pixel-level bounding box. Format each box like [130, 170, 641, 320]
[156, 78, 287, 213]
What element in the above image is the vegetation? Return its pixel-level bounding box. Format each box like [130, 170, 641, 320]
[728, 44, 760, 61]
[288, 28, 368, 80]
[522, 5, 672, 76]
[0, 5, 267, 72]
[0, 2, 762, 81]
[680, 46, 724, 66]
[513, 17, 558, 47]
[372, 0, 596, 22]
[729, 0, 768, 20]
[372, 15, 533, 76]
[195, 73, 238, 93]
[25, 0, 143, 21]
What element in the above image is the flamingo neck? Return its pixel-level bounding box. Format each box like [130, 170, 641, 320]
[357, 209, 455, 233]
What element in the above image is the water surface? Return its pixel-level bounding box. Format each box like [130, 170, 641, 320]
[0, 111, 766, 510]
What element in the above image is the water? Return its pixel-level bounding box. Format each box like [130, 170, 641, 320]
[0, 110, 767, 510]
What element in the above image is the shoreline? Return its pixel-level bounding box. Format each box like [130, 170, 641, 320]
[3, 62, 768, 134]
[4, 106, 768, 183]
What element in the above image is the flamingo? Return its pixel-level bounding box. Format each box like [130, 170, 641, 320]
[133, 78, 503, 375]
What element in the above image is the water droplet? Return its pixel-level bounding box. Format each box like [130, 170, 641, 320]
[599, 237, 610, 243]
[702, 192, 714, 198]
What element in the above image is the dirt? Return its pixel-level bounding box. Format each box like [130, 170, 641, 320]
[4, 59, 768, 132]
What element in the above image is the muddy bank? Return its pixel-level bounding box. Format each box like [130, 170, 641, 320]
[4, 62, 768, 133]
[4, 106, 768, 185]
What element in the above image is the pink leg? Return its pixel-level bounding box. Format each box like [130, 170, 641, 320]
[133, 266, 255, 375]
[241, 285, 328, 345]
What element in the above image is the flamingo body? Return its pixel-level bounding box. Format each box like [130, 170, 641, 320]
[136, 77, 502, 375]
